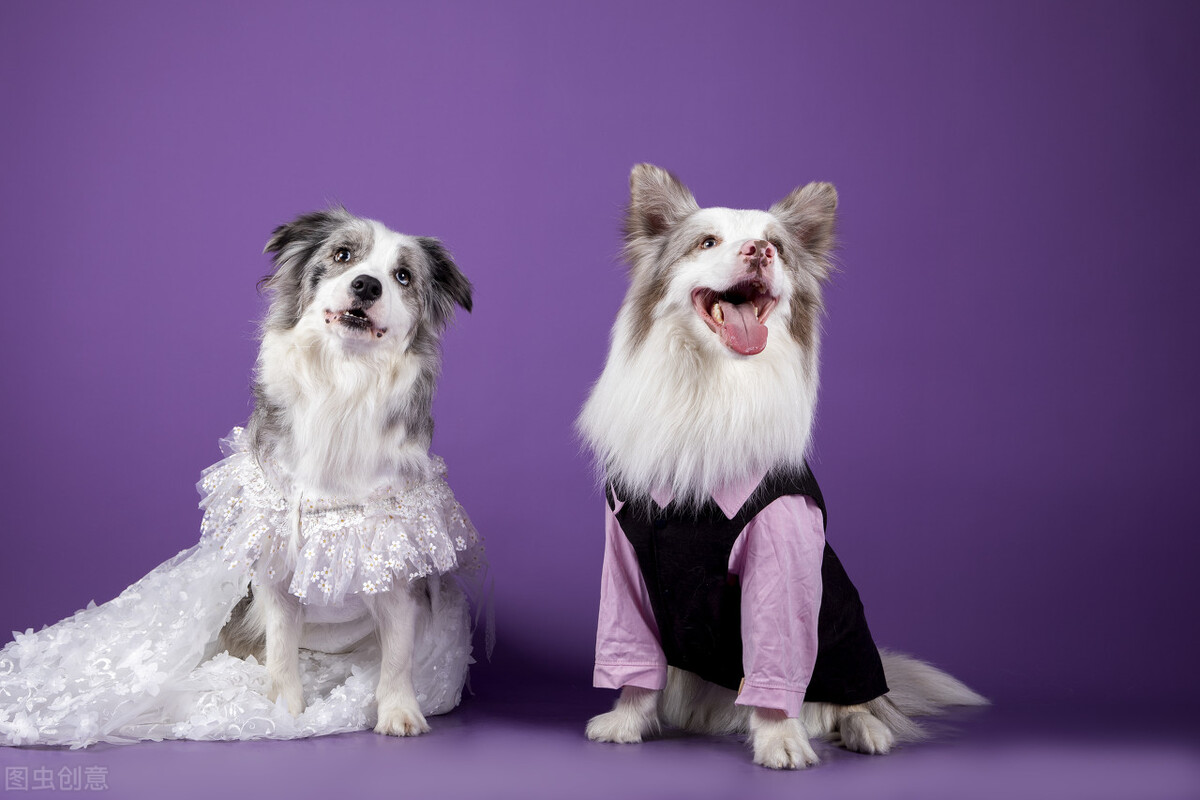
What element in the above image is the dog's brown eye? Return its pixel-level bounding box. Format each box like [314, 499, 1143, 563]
[395, 268, 411, 286]
[701, 237, 718, 249]
[334, 248, 352, 263]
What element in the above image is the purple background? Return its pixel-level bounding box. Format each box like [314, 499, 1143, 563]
[2, 1, 1199, 797]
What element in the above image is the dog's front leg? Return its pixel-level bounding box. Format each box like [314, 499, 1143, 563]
[365, 582, 429, 737]
[749, 706, 819, 769]
[586, 685, 661, 743]
[259, 581, 306, 716]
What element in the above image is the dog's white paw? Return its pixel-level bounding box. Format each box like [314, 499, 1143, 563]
[751, 711, 819, 770]
[375, 700, 430, 737]
[587, 686, 659, 743]
[268, 679, 306, 717]
[586, 709, 650, 743]
[838, 711, 894, 755]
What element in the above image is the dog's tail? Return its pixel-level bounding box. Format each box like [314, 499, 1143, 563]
[861, 650, 988, 742]
[661, 651, 987, 742]
[879, 650, 987, 716]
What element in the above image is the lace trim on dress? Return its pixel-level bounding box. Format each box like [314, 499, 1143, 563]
[0, 430, 487, 747]
[198, 427, 486, 605]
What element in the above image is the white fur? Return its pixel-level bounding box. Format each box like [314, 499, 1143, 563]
[366, 581, 431, 736]
[750, 708, 820, 770]
[579, 208, 819, 507]
[877, 650, 989, 716]
[260, 579, 306, 716]
[256, 325, 429, 498]
[591, 656, 985, 767]
[586, 686, 660, 744]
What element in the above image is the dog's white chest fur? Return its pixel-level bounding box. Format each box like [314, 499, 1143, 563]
[580, 321, 818, 505]
[258, 323, 430, 499]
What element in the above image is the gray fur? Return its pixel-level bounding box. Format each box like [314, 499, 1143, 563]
[385, 238, 472, 448]
[248, 383, 288, 470]
[768, 185, 837, 350]
[741, 217, 822, 350]
[622, 165, 702, 350]
[384, 353, 437, 446]
[876, 650, 989, 718]
[623, 163, 701, 247]
[218, 590, 266, 662]
[769, 185, 833, 418]
[260, 208, 374, 332]
[767, 181, 838, 272]
[416, 237, 474, 320]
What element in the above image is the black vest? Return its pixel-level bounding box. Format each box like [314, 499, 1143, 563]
[608, 466, 888, 706]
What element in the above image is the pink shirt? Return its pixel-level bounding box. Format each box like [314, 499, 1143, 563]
[593, 475, 826, 718]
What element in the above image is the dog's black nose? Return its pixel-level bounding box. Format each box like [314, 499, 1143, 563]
[350, 275, 383, 304]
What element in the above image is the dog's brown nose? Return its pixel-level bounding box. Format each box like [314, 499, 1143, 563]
[739, 239, 775, 271]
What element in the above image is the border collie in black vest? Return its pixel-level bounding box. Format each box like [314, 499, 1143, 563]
[579, 165, 986, 769]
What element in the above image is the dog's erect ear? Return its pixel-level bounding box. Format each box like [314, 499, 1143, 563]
[624, 164, 700, 242]
[417, 237, 472, 327]
[769, 182, 838, 259]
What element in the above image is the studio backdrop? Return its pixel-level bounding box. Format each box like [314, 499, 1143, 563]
[1, 0, 1197, 712]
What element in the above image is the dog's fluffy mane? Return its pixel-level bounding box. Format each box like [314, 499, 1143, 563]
[247, 207, 472, 499]
[578, 165, 837, 508]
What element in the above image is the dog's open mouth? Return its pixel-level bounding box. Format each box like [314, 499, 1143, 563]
[324, 308, 388, 339]
[691, 280, 777, 356]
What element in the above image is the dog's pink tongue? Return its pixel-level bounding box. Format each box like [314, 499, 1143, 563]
[718, 300, 768, 355]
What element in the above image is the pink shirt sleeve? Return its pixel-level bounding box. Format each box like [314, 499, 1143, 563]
[593, 501, 668, 690]
[729, 494, 825, 717]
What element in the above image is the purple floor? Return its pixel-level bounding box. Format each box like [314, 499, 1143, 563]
[3, 668, 1197, 800]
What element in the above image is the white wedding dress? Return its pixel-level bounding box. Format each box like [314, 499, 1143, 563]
[0, 428, 488, 748]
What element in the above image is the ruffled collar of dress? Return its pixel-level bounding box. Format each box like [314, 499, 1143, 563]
[198, 427, 485, 605]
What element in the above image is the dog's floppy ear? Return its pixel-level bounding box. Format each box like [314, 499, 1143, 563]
[624, 163, 700, 242]
[261, 208, 350, 286]
[769, 182, 838, 260]
[416, 237, 472, 328]
[258, 208, 352, 329]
